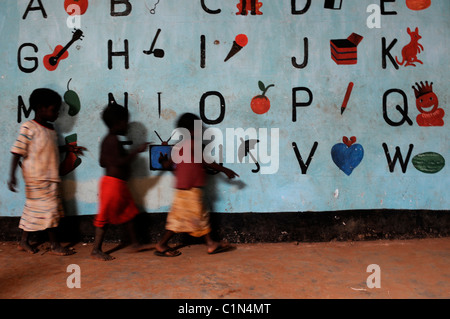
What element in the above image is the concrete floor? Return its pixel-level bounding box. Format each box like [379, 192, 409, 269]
[0, 238, 449, 299]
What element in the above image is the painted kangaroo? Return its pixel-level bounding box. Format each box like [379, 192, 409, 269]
[396, 27, 424, 67]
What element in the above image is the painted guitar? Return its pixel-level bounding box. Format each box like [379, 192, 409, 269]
[43, 29, 83, 71]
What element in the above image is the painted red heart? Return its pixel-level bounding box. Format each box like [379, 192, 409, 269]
[343, 136, 357, 147]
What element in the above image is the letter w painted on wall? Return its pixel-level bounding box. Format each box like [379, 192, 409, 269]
[382, 143, 414, 173]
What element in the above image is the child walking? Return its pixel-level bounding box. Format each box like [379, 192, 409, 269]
[91, 102, 149, 261]
[8, 88, 85, 255]
[156, 113, 239, 257]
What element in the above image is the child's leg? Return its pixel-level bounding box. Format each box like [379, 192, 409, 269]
[155, 230, 181, 256]
[204, 233, 231, 254]
[18, 230, 38, 254]
[123, 220, 143, 251]
[48, 227, 74, 256]
[125, 220, 138, 245]
[204, 233, 219, 252]
[91, 226, 115, 261]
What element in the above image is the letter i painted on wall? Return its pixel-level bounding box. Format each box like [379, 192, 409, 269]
[200, 35, 206, 68]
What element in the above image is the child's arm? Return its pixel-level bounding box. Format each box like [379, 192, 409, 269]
[59, 144, 87, 156]
[8, 153, 22, 192]
[101, 135, 149, 168]
[158, 152, 175, 170]
[204, 161, 239, 179]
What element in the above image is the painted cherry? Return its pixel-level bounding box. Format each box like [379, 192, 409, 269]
[65, 0, 89, 16]
[251, 81, 274, 115]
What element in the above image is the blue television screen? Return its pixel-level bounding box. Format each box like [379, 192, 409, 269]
[149, 145, 175, 170]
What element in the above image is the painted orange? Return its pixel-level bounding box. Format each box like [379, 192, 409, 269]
[406, 0, 431, 11]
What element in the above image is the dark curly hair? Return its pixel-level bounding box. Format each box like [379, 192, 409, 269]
[176, 112, 201, 132]
[29, 88, 62, 112]
[102, 102, 129, 129]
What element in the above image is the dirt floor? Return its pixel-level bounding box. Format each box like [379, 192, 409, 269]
[0, 237, 449, 299]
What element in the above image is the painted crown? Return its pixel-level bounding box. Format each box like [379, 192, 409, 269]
[412, 81, 433, 98]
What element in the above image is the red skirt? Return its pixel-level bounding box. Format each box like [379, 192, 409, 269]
[93, 176, 139, 228]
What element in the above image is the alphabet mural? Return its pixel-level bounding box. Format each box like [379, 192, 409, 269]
[0, 1, 448, 216]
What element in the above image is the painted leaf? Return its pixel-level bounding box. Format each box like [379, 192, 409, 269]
[258, 81, 265, 92]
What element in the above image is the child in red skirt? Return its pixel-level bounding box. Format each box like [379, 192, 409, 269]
[91, 103, 149, 261]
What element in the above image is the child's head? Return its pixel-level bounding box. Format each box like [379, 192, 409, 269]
[177, 113, 200, 133]
[30, 88, 62, 122]
[102, 102, 129, 135]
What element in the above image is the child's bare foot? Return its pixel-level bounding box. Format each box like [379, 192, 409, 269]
[126, 243, 153, 253]
[207, 242, 232, 255]
[18, 241, 38, 254]
[49, 244, 75, 256]
[91, 248, 115, 261]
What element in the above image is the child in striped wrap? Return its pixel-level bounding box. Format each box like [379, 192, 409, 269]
[8, 88, 85, 255]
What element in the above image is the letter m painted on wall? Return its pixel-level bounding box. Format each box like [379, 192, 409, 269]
[17, 95, 33, 123]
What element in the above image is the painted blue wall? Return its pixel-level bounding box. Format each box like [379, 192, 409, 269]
[1, 0, 448, 217]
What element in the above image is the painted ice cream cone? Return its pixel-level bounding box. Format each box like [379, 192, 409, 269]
[224, 34, 248, 62]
